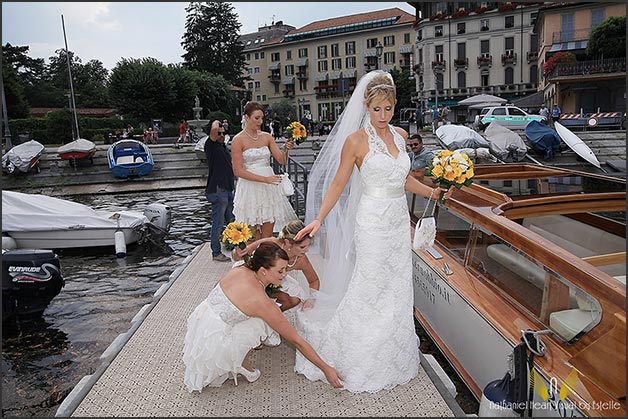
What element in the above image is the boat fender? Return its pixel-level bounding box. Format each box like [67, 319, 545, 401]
[2, 235, 18, 250]
[114, 230, 126, 258]
[478, 372, 519, 417]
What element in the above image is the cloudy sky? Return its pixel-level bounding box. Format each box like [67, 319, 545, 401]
[2, 2, 415, 71]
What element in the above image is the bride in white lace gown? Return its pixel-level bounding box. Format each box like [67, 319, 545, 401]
[293, 71, 442, 393]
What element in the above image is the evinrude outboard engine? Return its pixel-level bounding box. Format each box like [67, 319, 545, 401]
[143, 203, 172, 241]
[2, 249, 64, 323]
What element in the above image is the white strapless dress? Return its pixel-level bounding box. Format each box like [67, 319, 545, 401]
[233, 146, 297, 229]
[294, 124, 420, 393]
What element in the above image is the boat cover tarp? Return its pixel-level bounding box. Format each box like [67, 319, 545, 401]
[2, 190, 148, 232]
[436, 124, 490, 150]
[2, 140, 45, 172]
[524, 121, 561, 160]
[58, 138, 96, 155]
[484, 122, 527, 162]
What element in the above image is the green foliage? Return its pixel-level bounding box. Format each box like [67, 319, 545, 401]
[45, 109, 74, 144]
[389, 68, 415, 112]
[24, 81, 66, 107]
[586, 16, 626, 59]
[267, 99, 295, 124]
[182, 2, 247, 86]
[2, 63, 30, 118]
[108, 58, 177, 122]
[195, 72, 235, 117]
[2, 43, 46, 86]
[543, 51, 576, 77]
[165, 64, 199, 120]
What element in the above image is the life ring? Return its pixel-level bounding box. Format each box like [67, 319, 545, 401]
[587, 117, 598, 127]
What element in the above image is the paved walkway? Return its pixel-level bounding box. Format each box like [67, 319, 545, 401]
[60, 243, 457, 417]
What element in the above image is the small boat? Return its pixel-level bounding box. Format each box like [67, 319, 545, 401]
[409, 164, 625, 417]
[2, 248, 64, 323]
[524, 120, 561, 160]
[58, 138, 96, 165]
[107, 139, 154, 178]
[1, 140, 45, 174]
[435, 124, 490, 150]
[2, 190, 171, 250]
[554, 122, 602, 169]
[484, 121, 527, 162]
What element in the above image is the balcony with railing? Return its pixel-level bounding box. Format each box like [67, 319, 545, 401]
[454, 58, 468, 70]
[526, 51, 538, 63]
[552, 27, 590, 44]
[282, 89, 295, 98]
[431, 60, 446, 71]
[296, 71, 308, 80]
[413, 62, 424, 75]
[501, 52, 517, 65]
[477, 55, 492, 68]
[268, 72, 281, 84]
[549, 58, 626, 79]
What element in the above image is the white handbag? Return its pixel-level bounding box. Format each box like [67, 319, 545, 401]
[413, 189, 437, 250]
[279, 173, 294, 196]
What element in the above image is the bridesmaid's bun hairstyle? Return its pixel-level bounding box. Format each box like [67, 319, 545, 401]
[249, 242, 288, 271]
[278, 220, 308, 244]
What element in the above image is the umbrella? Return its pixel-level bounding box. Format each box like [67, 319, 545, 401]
[458, 94, 507, 107]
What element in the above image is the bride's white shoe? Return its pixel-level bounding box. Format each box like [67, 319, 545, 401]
[232, 366, 261, 386]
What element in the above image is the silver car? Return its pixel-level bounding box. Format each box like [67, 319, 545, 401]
[475, 105, 546, 130]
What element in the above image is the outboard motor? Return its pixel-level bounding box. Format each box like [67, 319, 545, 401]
[2, 249, 64, 323]
[143, 203, 171, 241]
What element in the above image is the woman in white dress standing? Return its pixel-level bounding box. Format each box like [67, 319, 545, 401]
[293, 71, 446, 393]
[231, 102, 297, 240]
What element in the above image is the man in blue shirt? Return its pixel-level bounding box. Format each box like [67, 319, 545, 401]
[551, 104, 561, 127]
[204, 120, 235, 262]
[407, 134, 435, 181]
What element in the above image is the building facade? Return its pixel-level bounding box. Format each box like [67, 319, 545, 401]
[410, 2, 543, 122]
[534, 2, 626, 114]
[239, 9, 415, 123]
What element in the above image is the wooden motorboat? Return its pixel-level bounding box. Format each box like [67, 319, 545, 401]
[409, 163, 625, 417]
[107, 139, 154, 178]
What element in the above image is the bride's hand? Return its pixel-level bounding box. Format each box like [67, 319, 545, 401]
[294, 219, 321, 240]
[267, 174, 282, 185]
[301, 298, 316, 311]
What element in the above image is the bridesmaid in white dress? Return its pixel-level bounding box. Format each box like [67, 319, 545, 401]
[293, 72, 446, 393]
[231, 102, 297, 240]
[183, 242, 343, 393]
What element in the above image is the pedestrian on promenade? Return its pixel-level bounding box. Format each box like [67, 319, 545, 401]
[551, 104, 561, 127]
[407, 133, 435, 182]
[232, 219, 319, 312]
[182, 241, 343, 392]
[292, 70, 447, 392]
[204, 120, 235, 262]
[231, 101, 297, 240]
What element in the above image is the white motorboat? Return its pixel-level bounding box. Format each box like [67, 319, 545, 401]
[2, 190, 171, 250]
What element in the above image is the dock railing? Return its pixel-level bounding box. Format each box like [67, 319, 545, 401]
[272, 155, 309, 220]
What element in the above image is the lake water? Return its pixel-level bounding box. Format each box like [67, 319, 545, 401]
[1, 189, 211, 417]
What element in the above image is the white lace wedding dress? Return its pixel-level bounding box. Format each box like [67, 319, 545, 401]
[233, 146, 297, 229]
[295, 123, 420, 393]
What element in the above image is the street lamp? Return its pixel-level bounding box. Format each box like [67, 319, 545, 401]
[375, 41, 383, 70]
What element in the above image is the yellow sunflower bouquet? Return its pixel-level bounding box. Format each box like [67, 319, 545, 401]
[282, 121, 307, 151]
[426, 150, 475, 203]
[221, 221, 254, 263]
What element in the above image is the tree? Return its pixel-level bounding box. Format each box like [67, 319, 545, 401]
[181, 2, 247, 86]
[2, 43, 46, 86]
[194, 72, 236, 118]
[586, 16, 626, 59]
[164, 64, 199, 120]
[108, 58, 176, 123]
[389, 68, 415, 115]
[2, 63, 30, 118]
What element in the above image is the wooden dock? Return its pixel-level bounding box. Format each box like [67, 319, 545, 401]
[55, 243, 463, 417]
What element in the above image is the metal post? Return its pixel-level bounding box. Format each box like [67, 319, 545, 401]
[62, 14, 80, 142]
[1, 70, 13, 151]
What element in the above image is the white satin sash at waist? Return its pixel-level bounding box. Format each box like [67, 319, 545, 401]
[362, 185, 405, 199]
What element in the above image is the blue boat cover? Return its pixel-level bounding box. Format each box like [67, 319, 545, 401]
[524, 121, 561, 160]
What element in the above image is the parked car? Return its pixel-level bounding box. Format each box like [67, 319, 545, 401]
[475, 105, 545, 131]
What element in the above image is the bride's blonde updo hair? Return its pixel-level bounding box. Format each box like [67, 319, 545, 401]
[364, 73, 396, 106]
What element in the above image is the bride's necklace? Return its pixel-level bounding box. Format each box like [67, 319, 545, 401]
[244, 130, 259, 141]
[254, 272, 265, 288]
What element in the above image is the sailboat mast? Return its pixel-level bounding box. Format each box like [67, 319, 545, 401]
[61, 14, 80, 141]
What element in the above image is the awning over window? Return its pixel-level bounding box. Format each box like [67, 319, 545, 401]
[268, 62, 280, 71]
[282, 76, 295, 85]
[549, 40, 588, 52]
[296, 57, 308, 67]
[343, 69, 357, 78]
[399, 45, 414, 54]
[364, 50, 378, 57]
[315, 73, 328, 82]
[329, 71, 342, 80]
